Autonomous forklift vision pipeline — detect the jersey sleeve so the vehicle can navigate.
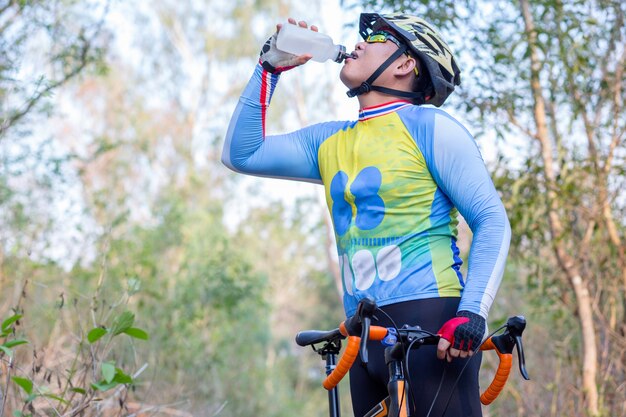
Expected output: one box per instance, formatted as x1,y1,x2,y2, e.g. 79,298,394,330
222,62,350,183
416,109,511,318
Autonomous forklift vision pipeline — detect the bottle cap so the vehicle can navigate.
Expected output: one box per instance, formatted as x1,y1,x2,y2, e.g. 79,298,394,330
334,45,348,63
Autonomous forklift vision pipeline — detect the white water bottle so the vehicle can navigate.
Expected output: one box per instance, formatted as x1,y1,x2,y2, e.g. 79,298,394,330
276,22,349,63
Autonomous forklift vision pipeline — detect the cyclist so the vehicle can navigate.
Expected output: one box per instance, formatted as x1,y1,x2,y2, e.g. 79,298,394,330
222,13,510,417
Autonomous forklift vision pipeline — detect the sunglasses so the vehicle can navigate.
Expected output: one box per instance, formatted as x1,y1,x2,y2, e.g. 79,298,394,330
365,31,419,76
365,31,404,48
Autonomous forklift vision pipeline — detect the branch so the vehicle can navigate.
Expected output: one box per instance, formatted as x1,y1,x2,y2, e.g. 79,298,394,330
602,40,626,290
0,41,92,138
581,219,596,250
546,64,567,170
0,0,111,139
67,401,92,417
592,4,622,129
560,27,599,175
0,355,65,417
604,44,626,178
506,108,538,140
0,356,12,417
0,0,17,16
0,2,22,36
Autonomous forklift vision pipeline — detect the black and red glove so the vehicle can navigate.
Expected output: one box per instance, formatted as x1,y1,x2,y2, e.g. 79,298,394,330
438,311,486,352
259,31,300,74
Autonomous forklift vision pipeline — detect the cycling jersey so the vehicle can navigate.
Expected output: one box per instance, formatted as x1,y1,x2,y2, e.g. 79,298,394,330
223,63,510,318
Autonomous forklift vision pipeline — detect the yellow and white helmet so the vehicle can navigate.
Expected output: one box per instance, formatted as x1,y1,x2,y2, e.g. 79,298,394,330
359,13,461,106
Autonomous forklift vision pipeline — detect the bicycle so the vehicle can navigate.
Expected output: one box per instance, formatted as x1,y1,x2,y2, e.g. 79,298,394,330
296,298,529,417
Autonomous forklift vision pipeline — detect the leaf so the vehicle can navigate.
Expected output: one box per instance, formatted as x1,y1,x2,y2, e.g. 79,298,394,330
127,278,141,295
87,327,108,344
43,393,69,405
69,387,86,394
2,314,22,332
0,345,13,357
91,381,118,392
113,368,133,384
4,339,28,348
101,362,115,384
12,376,33,395
122,328,148,340
111,312,134,336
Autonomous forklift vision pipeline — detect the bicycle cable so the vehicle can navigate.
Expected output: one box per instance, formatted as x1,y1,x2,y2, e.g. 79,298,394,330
405,332,449,417
368,308,507,417
422,352,448,417
436,323,508,417
377,307,443,417
375,308,409,417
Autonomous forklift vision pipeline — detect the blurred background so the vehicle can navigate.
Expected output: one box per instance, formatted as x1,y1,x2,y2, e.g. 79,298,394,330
1,0,624,416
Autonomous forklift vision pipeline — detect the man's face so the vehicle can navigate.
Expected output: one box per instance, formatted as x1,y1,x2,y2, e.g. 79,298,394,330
340,30,404,90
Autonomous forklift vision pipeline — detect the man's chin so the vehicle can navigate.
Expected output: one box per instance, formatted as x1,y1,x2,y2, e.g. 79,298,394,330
339,71,360,91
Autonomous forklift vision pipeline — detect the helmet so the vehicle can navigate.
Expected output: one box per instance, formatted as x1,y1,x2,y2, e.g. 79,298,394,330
358,13,461,107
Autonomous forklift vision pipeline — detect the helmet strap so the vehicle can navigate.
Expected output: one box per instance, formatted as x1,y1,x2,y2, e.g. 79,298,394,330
346,46,407,98
346,45,425,103
368,85,425,104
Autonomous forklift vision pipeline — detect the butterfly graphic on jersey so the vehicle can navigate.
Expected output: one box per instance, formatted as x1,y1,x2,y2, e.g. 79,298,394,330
330,167,385,236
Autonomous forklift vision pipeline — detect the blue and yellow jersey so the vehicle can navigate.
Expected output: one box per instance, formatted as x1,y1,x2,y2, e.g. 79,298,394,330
223,63,510,317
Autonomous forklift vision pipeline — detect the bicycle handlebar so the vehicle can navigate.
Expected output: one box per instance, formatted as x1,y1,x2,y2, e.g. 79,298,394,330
320,322,389,390
479,315,530,404
296,301,530,406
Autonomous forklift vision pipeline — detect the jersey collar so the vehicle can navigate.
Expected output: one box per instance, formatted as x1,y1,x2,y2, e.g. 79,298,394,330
358,100,412,121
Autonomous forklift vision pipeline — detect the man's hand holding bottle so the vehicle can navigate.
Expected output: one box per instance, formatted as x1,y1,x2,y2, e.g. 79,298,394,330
259,18,316,74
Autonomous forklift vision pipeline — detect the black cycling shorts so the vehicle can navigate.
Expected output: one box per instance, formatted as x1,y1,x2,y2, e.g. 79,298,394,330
348,297,483,417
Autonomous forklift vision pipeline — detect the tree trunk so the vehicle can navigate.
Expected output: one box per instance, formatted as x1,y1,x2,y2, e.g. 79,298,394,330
569,272,600,416
599,181,626,291
603,45,626,291
519,0,599,414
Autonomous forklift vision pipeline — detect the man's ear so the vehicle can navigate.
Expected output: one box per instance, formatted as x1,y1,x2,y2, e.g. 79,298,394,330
395,56,417,77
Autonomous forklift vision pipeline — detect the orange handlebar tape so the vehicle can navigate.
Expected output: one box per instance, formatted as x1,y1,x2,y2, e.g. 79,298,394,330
480,337,497,351
322,325,390,390
480,337,513,405
338,324,387,340
323,335,360,390
369,325,388,341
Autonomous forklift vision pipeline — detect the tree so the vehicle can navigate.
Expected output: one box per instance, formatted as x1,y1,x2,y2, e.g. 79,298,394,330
357,1,625,415
0,0,109,291
1,0,357,414
0,0,109,138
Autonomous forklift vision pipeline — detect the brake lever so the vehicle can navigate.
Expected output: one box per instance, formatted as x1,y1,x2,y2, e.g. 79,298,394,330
507,316,530,380
479,315,530,405
361,316,371,363
356,298,377,365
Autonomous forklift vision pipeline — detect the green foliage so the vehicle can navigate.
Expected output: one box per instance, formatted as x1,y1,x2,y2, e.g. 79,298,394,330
1,314,22,334
87,312,150,344
91,364,133,392
0,298,150,416
356,0,464,30
87,327,107,343
0,314,28,358
360,0,626,415
1,1,384,417
11,377,33,397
